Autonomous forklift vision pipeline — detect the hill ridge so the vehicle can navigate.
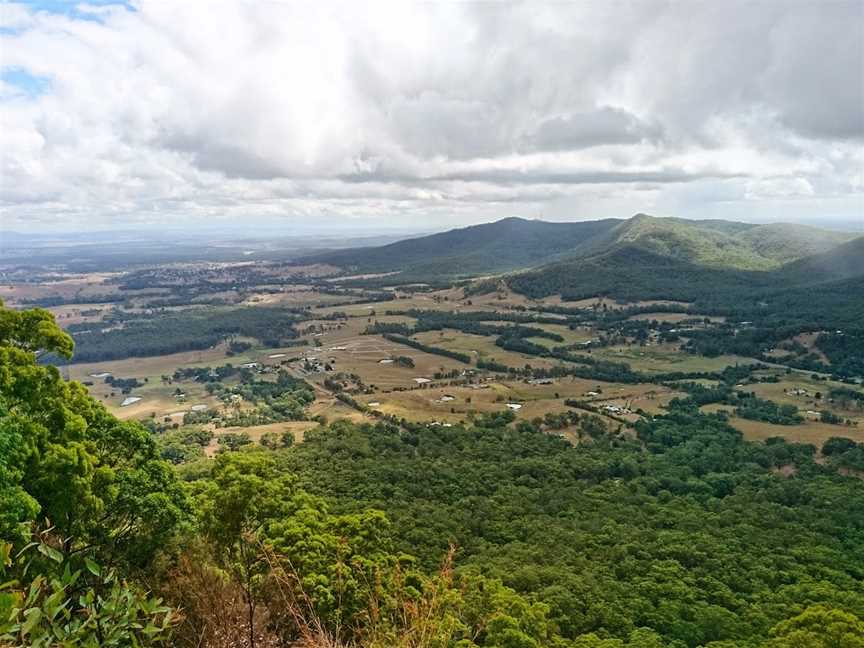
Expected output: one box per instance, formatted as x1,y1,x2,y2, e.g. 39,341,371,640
298,213,857,280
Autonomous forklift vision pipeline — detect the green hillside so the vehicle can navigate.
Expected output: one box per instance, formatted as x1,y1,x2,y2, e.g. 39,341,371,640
735,222,854,264
505,237,864,328
608,214,856,270
299,216,621,277
507,244,767,302
301,214,857,280
778,235,864,283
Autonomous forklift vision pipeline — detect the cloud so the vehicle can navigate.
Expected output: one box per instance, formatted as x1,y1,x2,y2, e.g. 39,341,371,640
524,108,663,151
0,0,862,231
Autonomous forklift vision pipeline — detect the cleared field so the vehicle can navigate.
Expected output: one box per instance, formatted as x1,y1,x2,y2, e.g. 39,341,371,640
412,330,558,369
47,303,111,325
99,379,223,420
700,403,863,446
591,344,756,374
247,289,364,308
65,341,298,384
312,286,538,318
729,416,863,446
301,333,471,389
68,341,312,419
740,378,864,424
0,272,124,303
357,378,673,425
312,294,455,317
308,396,372,424
531,323,594,346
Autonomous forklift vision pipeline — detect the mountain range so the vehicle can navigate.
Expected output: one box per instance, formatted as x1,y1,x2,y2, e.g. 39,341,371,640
300,213,861,281
298,213,864,327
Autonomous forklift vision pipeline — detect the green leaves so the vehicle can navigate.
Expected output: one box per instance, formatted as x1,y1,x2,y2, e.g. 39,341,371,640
36,542,63,564
0,302,189,566
0,303,74,358
0,537,177,647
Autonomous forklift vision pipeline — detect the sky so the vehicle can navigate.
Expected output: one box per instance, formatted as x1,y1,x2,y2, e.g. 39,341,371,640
1,0,863,234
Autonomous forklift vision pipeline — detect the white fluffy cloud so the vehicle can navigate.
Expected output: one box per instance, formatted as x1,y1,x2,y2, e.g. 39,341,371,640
1,0,862,231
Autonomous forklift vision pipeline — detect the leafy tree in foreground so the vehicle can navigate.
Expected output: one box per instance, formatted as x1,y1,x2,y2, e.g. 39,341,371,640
0,534,176,647
0,301,187,646
0,301,189,565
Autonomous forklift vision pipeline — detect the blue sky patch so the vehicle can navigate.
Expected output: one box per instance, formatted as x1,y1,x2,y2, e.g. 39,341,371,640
1,67,51,98
7,1,135,24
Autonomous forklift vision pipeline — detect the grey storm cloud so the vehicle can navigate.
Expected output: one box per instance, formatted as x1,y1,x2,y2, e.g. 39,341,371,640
0,0,862,230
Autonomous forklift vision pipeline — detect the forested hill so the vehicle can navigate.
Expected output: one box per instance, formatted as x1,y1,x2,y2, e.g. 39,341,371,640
297,213,858,281
607,214,855,270
297,216,622,277
505,237,864,328
777,236,864,284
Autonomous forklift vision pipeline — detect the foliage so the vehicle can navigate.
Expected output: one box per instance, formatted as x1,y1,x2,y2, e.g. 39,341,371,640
275,412,864,646
0,301,189,563
732,393,803,425
0,533,176,647
766,604,864,647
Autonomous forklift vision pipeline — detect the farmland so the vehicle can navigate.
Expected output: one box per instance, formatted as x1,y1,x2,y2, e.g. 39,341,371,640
3,256,858,457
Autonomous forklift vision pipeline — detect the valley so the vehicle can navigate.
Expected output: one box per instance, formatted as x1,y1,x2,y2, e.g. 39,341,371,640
5,214,863,461
4,212,864,648
5,5,863,645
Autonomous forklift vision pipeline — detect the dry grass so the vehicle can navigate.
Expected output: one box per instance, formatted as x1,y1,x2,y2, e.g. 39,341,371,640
356,377,669,425
729,416,864,446
412,329,557,369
